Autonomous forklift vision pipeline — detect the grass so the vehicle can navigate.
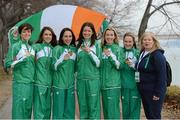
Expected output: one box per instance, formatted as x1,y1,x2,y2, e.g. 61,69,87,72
166,85,180,96
166,85,180,104
164,85,180,114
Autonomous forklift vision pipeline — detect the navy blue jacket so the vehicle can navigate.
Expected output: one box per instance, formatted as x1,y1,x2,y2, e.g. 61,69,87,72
136,49,167,97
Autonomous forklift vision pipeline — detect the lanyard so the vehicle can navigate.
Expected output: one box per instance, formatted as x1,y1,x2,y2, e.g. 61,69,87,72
145,55,150,69
42,46,52,69
137,51,150,69
25,43,30,52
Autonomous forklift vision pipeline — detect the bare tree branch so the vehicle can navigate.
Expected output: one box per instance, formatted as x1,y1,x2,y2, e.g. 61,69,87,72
138,0,180,40
150,3,180,37
150,1,180,17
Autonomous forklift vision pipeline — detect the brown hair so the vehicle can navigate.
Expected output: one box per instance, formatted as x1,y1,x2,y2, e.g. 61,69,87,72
123,32,136,48
77,22,97,48
36,26,57,47
18,23,33,34
58,27,76,46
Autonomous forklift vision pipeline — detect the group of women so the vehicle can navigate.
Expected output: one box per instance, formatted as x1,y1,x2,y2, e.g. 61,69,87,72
4,21,167,119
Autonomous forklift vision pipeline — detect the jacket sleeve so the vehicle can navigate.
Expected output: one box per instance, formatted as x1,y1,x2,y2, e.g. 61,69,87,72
4,46,14,69
88,43,101,68
153,51,167,97
4,44,24,69
119,48,126,70
73,48,78,73
52,47,68,71
108,48,120,70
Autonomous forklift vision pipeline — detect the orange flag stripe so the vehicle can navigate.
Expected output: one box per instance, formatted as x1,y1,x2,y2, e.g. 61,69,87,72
72,6,106,39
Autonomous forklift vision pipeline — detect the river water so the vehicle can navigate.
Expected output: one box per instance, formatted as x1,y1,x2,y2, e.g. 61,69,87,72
160,39,180,86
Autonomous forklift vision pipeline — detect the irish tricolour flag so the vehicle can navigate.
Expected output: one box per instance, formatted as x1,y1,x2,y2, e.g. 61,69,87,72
8,5,107,46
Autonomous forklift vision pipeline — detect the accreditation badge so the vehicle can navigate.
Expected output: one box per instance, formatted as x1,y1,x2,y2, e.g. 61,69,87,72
135,71,140,82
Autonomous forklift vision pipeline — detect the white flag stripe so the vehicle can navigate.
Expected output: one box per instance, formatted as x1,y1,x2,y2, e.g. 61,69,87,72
40,5,77,39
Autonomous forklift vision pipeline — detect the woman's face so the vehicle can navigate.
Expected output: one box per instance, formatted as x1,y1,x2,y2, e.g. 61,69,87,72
20,28,32,41
123,36,134,50
62,31,72,46
43,29,52,43
142,35,155,51
105,30,115,45
82,26,93,40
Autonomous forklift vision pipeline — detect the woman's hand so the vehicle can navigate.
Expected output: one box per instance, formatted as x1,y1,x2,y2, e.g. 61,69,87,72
25,51,30,57
83,45,91,53
104,49,110,56
125,58,133,66
153,95,160,101
64,54,70,60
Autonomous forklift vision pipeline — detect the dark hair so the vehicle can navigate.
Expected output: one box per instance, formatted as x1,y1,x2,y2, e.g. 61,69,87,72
36,26,57,47
58,28,76,46
77,22,97,48
18,23,33,34
123,32,137,49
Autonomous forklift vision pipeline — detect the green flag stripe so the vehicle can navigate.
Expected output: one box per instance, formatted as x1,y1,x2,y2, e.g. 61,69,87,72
15,11,43,44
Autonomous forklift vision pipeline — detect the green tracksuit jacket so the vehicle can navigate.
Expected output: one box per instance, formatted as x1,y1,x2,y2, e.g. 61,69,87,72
101,43,121,89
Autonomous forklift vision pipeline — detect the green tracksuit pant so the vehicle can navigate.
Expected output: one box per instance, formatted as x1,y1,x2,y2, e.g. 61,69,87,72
77,79,101,119
12,82,33,119
121,88,141,119
101,88,121,119
33,85,51,119
52,86,75,119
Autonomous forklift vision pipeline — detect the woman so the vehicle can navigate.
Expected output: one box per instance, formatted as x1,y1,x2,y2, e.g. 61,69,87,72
120,32,141,119
101,27,121,119
136,32,167,119
76,22,101,119
33,26,57,119
52,28,76,119
4,23,35,119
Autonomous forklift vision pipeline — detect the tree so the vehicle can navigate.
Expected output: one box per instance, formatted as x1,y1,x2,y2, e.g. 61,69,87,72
94,0,141,34
0,0,24,65
138,0,180,40
0,0,57,65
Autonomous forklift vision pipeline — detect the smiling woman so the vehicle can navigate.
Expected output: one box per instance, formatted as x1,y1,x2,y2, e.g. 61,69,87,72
52,27,76,119
76,22,101,119
4,23,35,119
136,32,167,119
33,26,57,119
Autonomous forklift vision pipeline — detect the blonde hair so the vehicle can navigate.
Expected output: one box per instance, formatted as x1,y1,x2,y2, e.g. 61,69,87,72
101,27,119,46
139,32,161,52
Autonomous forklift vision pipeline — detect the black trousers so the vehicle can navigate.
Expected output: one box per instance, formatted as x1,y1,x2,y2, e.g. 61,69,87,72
139,89,165,119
